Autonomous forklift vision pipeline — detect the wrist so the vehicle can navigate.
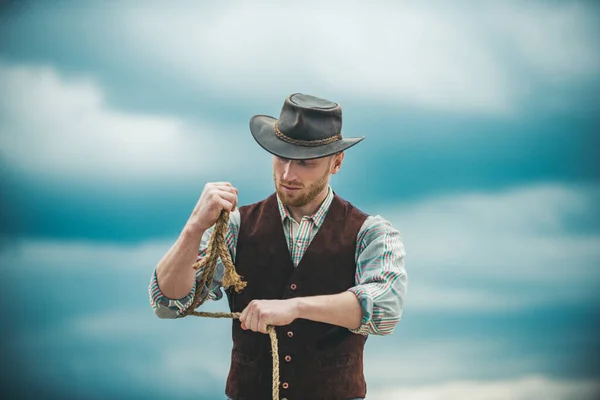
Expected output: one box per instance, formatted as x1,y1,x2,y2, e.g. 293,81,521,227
292,297,307,320
182,222,206,240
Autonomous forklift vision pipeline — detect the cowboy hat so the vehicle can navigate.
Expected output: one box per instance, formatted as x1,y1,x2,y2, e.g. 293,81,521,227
249,93,365,160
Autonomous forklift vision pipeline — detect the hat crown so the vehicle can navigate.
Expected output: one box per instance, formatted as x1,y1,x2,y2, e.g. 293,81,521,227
277,93,342,143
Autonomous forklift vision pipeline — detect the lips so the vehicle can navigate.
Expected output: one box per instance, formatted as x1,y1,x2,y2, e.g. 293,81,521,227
282,184,301,190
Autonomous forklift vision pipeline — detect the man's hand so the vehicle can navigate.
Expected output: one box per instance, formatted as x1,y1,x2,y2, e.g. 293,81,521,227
239,299,300,334
186,182,238,235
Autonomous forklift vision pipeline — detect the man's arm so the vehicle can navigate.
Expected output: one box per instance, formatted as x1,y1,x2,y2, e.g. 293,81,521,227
239,215,406,335
239,292,362,333
155,225,204,300
347,215,407,335
149,218,239,318
149,182,239,318
295,291,362,330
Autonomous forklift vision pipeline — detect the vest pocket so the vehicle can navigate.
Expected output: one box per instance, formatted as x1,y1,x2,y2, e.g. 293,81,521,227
231,349,257,367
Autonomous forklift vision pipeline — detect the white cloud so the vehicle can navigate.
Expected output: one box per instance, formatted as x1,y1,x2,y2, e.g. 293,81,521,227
62,309,541,393
364,338,512,386
63,309,600,397
3,188,596,394
0,237,173,271
64,342,227,395
488,2,600,82
69,309,233,390
71,303,233,340
368,375,600,400
378,183,600,312
114,0,599,113
0,185,600,320
0,64,264,183
2,182,598,314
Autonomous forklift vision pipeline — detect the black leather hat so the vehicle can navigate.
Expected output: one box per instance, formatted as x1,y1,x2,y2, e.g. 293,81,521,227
249,93,365,160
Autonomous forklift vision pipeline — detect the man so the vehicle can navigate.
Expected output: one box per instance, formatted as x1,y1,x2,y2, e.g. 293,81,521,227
149,93,407,400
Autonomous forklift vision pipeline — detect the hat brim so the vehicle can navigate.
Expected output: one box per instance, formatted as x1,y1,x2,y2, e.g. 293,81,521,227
249,115,365,160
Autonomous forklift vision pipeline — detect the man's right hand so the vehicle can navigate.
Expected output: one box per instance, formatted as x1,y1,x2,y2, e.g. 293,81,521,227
186,182,238,234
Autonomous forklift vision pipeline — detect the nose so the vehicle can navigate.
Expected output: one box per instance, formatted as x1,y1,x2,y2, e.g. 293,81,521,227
281,160,296,181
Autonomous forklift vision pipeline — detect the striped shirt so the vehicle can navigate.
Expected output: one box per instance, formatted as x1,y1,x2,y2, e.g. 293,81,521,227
149,186,407,335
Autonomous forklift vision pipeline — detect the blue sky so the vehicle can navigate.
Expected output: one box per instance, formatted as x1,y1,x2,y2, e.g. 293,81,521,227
1,1,599,399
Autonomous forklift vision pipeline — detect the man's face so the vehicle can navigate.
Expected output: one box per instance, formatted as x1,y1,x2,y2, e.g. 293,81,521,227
273,155,336,208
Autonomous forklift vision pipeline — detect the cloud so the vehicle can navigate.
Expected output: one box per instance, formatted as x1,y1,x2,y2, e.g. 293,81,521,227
56,308,573,395
367,375,600,400
2,182,598,313
364,338,515,386
3,181,597,395
0,64,264,184
488,2,600,81
377,183,600,312
0,184,600,312
34,308,600,397
67,309,232,392
114,0,599,114
0,236,173,271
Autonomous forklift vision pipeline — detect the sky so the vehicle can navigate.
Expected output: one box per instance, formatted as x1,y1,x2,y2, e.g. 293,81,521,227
0,0,599,399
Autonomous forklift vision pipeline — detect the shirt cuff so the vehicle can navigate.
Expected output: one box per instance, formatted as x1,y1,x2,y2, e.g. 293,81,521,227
347,285,375,335
149,269,197,318
347,284,399,336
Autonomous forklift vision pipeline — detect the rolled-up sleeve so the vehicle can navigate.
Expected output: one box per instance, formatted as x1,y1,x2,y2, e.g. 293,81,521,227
347,215,407,336
149,210,240,318
149,269,198,319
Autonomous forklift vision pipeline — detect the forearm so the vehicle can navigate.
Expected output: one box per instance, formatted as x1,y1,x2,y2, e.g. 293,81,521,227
156,225,204,299
295,291,363,331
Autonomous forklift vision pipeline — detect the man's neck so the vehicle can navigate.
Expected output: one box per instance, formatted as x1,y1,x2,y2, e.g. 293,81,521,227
287,186,330,223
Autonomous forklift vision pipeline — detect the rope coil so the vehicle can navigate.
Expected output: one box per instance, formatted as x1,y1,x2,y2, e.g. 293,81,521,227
180,210,280,400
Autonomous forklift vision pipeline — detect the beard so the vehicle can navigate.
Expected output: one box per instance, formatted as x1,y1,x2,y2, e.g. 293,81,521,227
274,163,331,208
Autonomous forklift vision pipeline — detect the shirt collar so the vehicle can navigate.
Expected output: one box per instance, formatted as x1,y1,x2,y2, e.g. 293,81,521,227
276,185,334,228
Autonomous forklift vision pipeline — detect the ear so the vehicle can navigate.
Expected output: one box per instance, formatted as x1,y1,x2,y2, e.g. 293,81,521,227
330,152,344,174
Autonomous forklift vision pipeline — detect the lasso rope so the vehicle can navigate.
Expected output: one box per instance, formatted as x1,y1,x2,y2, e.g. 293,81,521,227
180,210,280,400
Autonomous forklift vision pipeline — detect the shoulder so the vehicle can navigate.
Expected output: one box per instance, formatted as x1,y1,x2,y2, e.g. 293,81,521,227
332,193,370,220
357,215,403,247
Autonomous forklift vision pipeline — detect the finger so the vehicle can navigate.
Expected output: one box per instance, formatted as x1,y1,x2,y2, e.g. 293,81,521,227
244,311,253,332
209,182,233,188
250,308,260,332
239,304,250,325
216,189,237,207
246,308,256,332
213,184,237,194
218,198,235,212
213,184,239,197
243,303,255,331
257,312,269,334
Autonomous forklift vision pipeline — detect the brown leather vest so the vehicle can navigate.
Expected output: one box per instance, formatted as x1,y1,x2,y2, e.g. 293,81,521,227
225,193,369,400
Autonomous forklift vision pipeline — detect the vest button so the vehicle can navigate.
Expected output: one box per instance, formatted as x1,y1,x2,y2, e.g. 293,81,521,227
285,355,292,362
282,382,289,389
290,283,297,290
287,331,293,338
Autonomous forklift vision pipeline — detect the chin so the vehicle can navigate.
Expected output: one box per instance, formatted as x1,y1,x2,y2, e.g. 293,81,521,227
278,192,304,208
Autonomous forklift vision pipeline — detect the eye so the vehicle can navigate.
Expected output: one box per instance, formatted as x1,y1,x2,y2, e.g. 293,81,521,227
298,160,314,167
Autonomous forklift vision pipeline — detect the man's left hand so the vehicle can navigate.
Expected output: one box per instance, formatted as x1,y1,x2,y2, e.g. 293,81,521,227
239,299,300,334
